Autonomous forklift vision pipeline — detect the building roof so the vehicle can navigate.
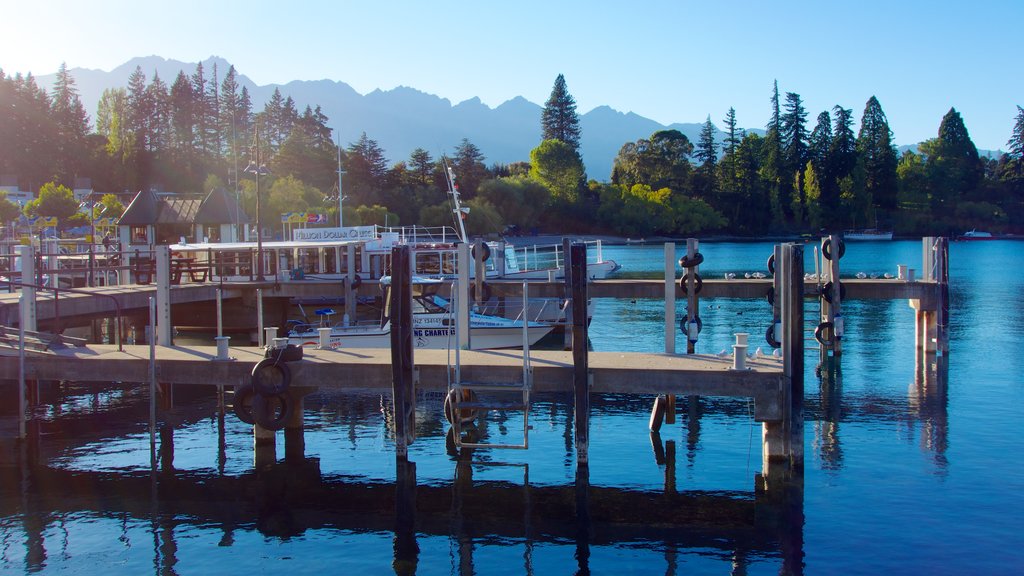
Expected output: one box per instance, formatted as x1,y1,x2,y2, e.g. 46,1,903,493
119,189,249,226
195,188,250,225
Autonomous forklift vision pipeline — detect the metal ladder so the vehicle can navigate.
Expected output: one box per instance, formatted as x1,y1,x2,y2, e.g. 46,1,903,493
447,281,533,450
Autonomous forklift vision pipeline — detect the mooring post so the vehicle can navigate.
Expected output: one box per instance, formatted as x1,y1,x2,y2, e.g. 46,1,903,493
472,239,486,307
913,237,939,354
394,458,419,575
17,245,37,332
781,243,805,469
570,242,590,467
284,389,308,464
563,237,573,351
390,245,416,458
155,245,172,346
456,242,470,350
936,237,950,355
345,244,357,323
684,238,700,355
256,288,265,348
664,242,676,354
663,242,677,424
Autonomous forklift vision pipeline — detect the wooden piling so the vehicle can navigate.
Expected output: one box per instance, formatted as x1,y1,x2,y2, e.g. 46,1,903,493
390,245,416,458
570,243,590,467
935,237,950,355
684,239,700,355
155,245,172,346
762,243,804,470
345,244,357,322
563,238,573,351
394,458,418,575
782,243,804,469
663,243,676,424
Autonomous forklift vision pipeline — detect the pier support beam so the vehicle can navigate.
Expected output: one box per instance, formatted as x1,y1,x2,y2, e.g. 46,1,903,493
390,245,416,458
763,243,804,472
17,245,36,332
155,245,172,346
345,245,357,323
570,243,590,467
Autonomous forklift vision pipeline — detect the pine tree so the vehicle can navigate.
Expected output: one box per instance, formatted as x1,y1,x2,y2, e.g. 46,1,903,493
720,107,740,192
761,80,787,225
541,74,582,153
49,63,90,184
856,96,899,212
1009,105,1024,159
147,72,170,152
782,92,809,222
695,116,718,198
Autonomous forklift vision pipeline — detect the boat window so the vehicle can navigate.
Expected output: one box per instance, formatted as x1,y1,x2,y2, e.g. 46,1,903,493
412,295,446,314
416,252,441,274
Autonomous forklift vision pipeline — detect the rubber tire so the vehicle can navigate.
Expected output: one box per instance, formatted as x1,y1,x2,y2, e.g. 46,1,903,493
350,274,362,289
443,389,478,425
252,392,292,431
251,358,291,396
471,243,491,262
679,315,703,336
678,272,703,295
767,254,776,275
233,383,256,425
766,323,781,348
821,281,846,304
678,252,704,269
822,238,846,261
766,286,775,306
815,321,836,347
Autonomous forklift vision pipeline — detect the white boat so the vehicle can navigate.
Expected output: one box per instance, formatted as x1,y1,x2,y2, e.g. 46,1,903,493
286,279,553,350
957,229,995,241
844,229,893,241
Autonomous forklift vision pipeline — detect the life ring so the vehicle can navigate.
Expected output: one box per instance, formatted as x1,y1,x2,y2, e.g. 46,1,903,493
443,389,479,425
766,286,775,306
471,242,491,262
349,274,362,290
766,254,776,275
814,321,836,346
678,272,703,295
251,357,291,396
821,280,846,304
822,238,846,261
232,382,256,425
765,323,781,348
678,315,703,336
469,282,492,302
252,391,293,431
678,252,704,269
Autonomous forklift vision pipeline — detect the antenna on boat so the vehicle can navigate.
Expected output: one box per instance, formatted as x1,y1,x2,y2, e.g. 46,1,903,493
442,157,470,243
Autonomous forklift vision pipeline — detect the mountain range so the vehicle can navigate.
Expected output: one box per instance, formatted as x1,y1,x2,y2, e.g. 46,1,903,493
35,56,754,181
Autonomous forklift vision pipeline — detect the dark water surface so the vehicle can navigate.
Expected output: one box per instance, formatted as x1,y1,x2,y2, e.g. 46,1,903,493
2,240,1022,574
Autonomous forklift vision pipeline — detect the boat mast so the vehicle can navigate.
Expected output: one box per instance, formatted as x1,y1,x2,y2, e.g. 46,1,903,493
444,161,469,243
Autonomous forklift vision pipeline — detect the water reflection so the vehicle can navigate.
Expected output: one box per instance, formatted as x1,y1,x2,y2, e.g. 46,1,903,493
1,388,807,576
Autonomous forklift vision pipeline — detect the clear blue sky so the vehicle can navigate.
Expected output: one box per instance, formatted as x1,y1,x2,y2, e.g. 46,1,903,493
6,0,1022,151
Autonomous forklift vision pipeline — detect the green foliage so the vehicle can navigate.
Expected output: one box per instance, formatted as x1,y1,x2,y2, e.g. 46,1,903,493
266,175,323,221
24,182,81,223
0,193,21,224
463,198,504,235
355,204,397,227
529,140,585,202
477,176,551,229
1009,105,1024,160
612,130,693,192
97,193,125,219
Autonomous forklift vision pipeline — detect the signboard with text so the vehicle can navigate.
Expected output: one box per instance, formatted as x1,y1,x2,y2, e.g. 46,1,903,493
292,225,377,242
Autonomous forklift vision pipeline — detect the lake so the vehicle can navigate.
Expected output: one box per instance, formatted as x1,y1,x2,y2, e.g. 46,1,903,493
1,239,1022,575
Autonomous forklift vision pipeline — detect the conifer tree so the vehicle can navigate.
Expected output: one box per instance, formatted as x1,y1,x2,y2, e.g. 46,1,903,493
856,96,899,212
541,74,582,153
50,63,90,184
1009,105,1024,159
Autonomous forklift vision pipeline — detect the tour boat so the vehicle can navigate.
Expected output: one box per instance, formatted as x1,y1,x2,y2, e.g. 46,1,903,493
844,229,893,241
956,229,995,241
285,279,553,350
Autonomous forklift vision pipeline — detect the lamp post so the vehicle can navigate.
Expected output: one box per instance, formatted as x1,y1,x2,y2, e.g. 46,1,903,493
336,139,347,228
245,123,270,281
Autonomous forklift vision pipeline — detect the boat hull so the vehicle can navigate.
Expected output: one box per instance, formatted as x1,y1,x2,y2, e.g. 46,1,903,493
288,324,552,350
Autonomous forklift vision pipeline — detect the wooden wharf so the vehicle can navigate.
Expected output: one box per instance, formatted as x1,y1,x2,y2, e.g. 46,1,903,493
0,238,949,495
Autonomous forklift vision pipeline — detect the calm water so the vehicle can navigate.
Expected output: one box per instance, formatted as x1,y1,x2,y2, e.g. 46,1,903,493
2,240,1023,575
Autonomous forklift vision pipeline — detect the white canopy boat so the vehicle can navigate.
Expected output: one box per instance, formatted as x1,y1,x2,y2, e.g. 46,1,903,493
286,279,553,350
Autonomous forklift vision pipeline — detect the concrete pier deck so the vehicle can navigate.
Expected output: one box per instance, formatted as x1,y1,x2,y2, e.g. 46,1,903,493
0,344,785,421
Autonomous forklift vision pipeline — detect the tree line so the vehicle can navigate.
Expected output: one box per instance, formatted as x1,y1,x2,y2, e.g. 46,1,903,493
1,64,1022,238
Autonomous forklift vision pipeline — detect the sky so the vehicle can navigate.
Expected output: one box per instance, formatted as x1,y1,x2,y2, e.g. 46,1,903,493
4,0,1022,151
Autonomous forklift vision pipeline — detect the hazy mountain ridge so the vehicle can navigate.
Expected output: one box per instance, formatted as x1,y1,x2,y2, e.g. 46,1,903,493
52,55,1018,181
